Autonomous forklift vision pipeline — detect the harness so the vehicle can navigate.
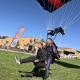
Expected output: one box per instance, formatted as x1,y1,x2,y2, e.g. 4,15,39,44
51,43,60,60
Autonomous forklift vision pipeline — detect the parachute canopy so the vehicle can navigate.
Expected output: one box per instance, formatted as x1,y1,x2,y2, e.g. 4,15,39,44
37,0,71,13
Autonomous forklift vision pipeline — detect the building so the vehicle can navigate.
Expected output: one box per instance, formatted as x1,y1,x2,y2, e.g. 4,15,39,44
0,37,45,49
58,47,80,57
0,38,80,57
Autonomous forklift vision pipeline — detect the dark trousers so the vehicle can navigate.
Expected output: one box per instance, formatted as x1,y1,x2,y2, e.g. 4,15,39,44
21,56,51,79
31,63,46,74
31,63,47,79
21,57,39,63
31,56,52,79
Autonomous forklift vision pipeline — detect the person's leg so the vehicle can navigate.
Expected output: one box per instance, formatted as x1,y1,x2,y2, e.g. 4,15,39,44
44,56,51,80
21,57,38,63
15,56,38,65
26,66,39,77
31,66,39,74
31,63,46,74
51,56,55,64
26,63,46,78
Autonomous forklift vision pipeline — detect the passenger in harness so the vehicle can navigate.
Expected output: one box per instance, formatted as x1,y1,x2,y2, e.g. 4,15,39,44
15,42,49,80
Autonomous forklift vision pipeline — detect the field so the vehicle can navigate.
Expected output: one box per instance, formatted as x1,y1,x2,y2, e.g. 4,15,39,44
0,50,80,80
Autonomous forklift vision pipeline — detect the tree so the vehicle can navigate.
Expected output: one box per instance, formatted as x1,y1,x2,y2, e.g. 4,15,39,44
26,38,39,52
34,38,39,45
76,50,80,53
0,35,8,39
0,35,1,39
30,39,33,43
41,38,46,44
26,39,33,46
16,41,20,48
32,38,39,51
2,36,8,39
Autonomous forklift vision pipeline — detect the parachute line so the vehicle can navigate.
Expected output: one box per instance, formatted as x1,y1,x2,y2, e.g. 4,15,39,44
64,0,80,28
60,0,70,26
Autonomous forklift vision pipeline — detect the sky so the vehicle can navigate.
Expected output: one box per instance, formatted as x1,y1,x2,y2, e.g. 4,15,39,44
0,0,80,51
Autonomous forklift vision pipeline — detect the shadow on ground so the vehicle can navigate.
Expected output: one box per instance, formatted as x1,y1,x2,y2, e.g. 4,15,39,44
18,60,80,79
54,60,80,68
19,70,52,79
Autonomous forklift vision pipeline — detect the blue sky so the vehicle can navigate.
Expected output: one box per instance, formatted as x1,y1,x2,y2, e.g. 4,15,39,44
0,0,80,51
